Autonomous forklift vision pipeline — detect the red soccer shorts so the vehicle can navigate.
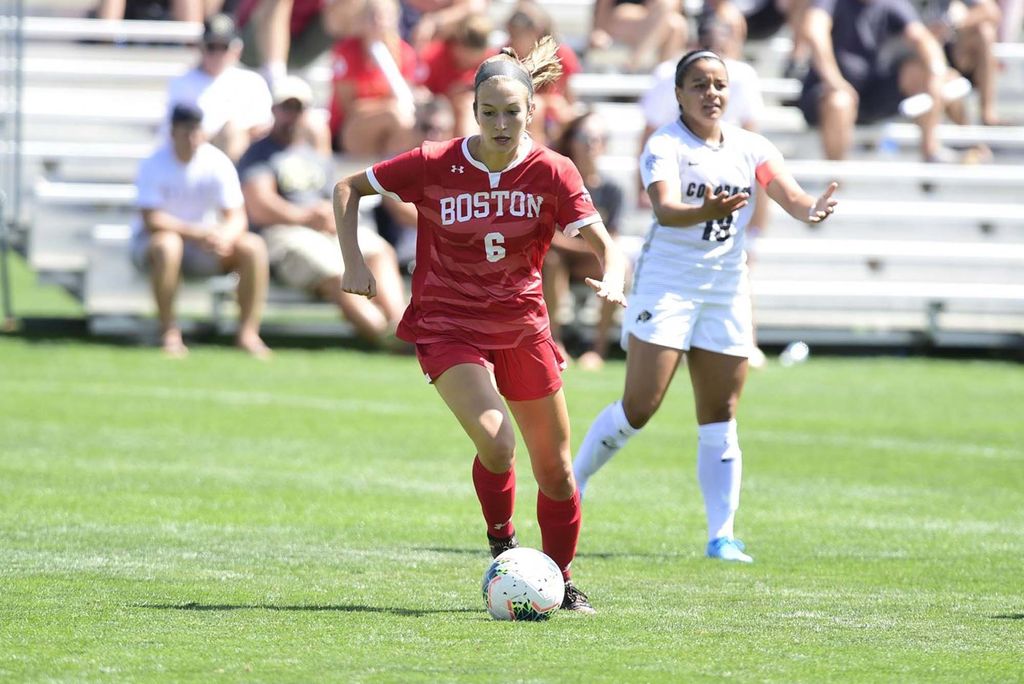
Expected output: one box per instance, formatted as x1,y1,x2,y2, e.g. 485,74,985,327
415,336,567,402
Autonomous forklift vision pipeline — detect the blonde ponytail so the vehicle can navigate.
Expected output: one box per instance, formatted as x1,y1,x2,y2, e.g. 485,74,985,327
476,35,564,96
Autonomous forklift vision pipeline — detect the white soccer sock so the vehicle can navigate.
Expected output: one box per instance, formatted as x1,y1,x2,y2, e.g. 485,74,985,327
697,419,743,542
573,400,640,497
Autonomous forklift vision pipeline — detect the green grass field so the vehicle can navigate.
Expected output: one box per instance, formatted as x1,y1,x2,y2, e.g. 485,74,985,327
2,330,1021,683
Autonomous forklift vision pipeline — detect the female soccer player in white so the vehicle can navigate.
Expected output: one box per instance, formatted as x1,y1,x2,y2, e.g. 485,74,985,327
572,49,838,563
333,39,627,611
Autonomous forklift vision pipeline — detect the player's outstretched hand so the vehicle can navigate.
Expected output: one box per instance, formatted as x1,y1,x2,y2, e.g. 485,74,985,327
342,261,377,299
808,182,839,224
701,184,749,221
585,277,627,307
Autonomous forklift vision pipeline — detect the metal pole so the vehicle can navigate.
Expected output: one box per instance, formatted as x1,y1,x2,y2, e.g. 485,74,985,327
11,0,21,235
0,190,11,331
0,0,21,330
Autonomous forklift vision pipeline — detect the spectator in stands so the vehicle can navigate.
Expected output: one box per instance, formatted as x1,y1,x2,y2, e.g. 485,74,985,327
589,0,688,72
505,1,582,143
924,0,1004,126
373,97,456,270
418,14,497,137
329,0,420,156
238,76,406,347
544,111,629,370
94,0,212,22
700,0,814,77
234,0,360,85
798,0,966,162
166,14,274,162
132,103,271,358
398,0,488,51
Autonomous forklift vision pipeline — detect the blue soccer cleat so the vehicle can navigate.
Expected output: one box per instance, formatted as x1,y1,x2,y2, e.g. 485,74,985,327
706,537,753,563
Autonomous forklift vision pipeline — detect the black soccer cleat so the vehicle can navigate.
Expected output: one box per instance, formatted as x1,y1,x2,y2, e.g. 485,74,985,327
487,532,519,558
561,581,596,614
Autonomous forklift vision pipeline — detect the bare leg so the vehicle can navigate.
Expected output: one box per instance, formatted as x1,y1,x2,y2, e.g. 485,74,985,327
252,0,293,80
146,231,188,357
317,275,389,344
224,233,271,358
953,23,1000,124
621,335,685,428
508,390,574,500
94,0,126,19
169,0,204,22
433,363,517,473
686,346,747,424
818,88,858,160
341,103,412,158
899,59,943,160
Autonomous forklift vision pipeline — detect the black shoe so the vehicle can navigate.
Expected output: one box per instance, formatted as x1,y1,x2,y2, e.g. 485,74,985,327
561,581,596,614
487,532,519,558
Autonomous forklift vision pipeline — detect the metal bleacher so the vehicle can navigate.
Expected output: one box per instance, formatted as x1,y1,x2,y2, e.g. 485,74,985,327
5,4,1024,349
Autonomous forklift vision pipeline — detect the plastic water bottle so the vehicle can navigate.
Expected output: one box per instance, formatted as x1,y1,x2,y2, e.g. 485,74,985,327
779,341,810,367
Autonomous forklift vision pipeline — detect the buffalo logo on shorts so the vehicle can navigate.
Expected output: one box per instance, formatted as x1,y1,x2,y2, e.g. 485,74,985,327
636,310,653,323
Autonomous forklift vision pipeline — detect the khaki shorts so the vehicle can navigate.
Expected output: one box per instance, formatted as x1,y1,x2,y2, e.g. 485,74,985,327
261,224,389,291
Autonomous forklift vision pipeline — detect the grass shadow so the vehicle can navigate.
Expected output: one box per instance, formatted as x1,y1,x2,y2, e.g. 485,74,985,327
137,602,478,616
991,613,1024,620
417,546,688,561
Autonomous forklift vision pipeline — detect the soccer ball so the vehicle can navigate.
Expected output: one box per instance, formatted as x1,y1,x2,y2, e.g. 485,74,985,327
481,547,565,621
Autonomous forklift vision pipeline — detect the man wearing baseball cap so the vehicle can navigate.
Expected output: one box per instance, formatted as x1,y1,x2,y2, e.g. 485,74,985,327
237,76,406,349
165,13,274,161
132,103,271,358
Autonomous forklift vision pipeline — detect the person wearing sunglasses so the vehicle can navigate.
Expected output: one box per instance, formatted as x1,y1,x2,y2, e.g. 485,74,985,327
165,13,274,162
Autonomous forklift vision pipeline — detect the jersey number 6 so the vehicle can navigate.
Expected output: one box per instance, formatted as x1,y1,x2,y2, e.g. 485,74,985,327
484,232,506,262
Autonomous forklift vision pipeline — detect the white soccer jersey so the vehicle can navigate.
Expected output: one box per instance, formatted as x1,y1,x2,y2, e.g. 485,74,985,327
635,120,781,303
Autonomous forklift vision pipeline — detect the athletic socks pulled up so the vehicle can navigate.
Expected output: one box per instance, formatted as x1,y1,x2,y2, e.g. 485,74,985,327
537,489,581,582
472,455,516,540
697,419,743,542
572,401,640,497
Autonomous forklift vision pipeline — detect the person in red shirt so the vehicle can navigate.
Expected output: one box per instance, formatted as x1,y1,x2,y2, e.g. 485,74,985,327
418,14,497,136
333,38,628,614
330,0,419,156
504,1,583,143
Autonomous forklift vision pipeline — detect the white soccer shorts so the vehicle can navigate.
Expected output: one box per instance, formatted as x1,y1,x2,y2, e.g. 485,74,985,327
620,290,754,358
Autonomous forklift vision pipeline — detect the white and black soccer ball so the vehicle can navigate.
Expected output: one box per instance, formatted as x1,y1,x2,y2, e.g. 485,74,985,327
481,547,565,621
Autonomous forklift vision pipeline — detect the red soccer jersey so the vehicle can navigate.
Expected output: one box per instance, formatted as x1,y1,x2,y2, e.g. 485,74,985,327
367,136,602,348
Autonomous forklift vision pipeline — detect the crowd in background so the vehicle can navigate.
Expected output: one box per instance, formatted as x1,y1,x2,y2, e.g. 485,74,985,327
94,0,1020,358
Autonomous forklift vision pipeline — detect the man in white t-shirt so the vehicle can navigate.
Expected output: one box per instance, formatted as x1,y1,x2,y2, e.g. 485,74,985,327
133,103,271,358
165,14,274,162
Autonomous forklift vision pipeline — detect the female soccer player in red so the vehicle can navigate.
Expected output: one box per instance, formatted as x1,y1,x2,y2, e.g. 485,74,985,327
332,38,627,613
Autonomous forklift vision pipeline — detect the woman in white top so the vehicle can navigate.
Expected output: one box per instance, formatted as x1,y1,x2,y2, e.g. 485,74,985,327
572,49,838,562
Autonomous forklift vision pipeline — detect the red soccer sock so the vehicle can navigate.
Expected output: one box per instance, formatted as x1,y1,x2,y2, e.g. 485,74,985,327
472,456,516,539
537,489,581,582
